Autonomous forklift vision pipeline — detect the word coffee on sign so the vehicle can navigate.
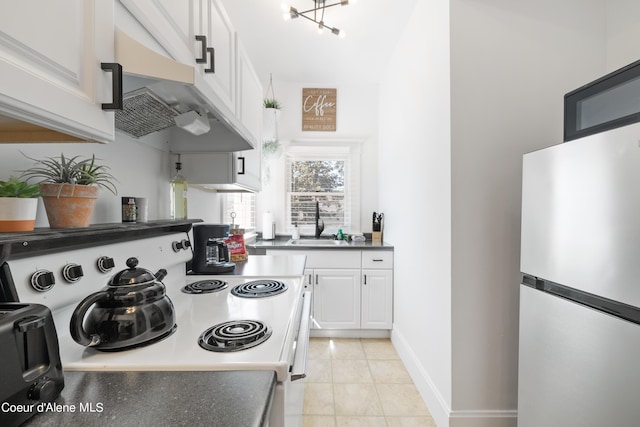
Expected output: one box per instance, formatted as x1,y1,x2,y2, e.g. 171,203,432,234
302,88,337,131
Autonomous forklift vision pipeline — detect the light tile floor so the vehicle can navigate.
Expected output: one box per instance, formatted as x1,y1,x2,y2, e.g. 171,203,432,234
303,338,437,427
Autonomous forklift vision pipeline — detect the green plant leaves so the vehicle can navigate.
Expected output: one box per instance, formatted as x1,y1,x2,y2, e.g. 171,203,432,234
18,152,118,195
0,176,40,198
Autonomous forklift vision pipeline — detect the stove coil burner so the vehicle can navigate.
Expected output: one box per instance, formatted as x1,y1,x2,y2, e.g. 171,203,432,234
231,280,288,298
198,320,272,352
182,280,228,294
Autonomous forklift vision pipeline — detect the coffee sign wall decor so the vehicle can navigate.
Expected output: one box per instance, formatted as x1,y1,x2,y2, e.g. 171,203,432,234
302,88,337,131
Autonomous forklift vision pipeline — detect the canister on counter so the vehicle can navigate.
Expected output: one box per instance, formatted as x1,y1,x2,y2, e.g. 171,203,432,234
122,197,136,222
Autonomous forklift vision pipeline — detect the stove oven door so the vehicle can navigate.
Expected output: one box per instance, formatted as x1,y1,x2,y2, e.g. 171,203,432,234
282,290,312,426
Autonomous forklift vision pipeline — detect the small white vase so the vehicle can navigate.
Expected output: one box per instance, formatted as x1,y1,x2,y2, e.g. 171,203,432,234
0,197,38,232
263,108,281,141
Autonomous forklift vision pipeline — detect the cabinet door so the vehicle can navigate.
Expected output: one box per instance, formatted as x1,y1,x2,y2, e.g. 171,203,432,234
0,0,115,142
314,269,360,329
361,269,393,329
237,40,263,148
233,145,261,191
196,0,236,114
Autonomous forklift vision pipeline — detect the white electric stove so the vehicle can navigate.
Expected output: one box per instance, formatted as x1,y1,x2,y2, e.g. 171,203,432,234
3,231,310,426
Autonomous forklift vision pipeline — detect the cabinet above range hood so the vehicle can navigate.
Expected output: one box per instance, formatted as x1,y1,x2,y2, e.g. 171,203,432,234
115,30,253,151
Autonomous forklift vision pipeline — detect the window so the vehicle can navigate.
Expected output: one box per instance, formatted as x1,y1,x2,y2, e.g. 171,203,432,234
221,192,256,230
285,143,361,234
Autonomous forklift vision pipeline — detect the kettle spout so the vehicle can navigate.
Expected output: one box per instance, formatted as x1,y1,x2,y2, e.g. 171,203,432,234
155,269,168,282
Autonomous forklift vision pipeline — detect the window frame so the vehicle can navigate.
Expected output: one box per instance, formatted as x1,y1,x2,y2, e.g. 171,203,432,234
284,141,362,235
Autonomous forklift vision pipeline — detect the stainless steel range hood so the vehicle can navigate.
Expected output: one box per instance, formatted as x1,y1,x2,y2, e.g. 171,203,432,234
115,30,253,151
116,29,198,138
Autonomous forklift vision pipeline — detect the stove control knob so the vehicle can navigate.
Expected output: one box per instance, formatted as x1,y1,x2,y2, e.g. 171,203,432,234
172,239,191,252
31,270,55,292
62,263,84,283
97,256,116,273
28,377,57,402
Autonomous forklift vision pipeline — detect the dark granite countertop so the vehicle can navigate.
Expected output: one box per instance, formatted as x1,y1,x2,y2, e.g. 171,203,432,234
23,370,276,427
248,236,394,251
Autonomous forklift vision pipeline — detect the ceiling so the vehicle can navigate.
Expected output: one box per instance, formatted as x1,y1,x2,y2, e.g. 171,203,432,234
219,0,418,87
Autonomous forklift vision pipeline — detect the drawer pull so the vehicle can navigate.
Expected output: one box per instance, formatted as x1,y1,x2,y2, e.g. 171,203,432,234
372,259,384,262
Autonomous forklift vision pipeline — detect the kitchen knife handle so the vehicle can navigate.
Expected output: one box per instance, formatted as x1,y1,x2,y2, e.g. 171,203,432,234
205,47,215,73
100,63,123,110
195,35,207,63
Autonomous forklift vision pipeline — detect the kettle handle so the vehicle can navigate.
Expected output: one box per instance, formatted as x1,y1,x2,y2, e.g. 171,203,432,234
70,291,110,347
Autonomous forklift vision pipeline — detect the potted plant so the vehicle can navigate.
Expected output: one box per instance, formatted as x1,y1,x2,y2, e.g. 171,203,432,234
263,98,282,142
263,98,282,110
20,153,117,229
0,177,40,232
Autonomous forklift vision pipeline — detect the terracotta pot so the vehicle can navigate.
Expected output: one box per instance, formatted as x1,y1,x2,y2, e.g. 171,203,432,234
39,183,98,229
0,197,38,232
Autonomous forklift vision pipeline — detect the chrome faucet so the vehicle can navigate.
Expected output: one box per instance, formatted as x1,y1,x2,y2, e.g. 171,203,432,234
315,201,324,238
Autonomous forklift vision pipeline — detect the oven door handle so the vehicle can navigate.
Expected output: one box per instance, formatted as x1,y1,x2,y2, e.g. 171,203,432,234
291,291,312,381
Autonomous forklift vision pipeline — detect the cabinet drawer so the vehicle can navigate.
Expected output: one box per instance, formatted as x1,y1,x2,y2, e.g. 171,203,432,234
266,250,361,269
361,251,393,269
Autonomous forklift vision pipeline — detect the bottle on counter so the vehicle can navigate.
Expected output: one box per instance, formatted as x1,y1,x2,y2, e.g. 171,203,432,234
170,161,188,220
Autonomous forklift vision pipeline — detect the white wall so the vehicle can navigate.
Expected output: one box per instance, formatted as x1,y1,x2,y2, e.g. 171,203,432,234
449,1,605,424
257,80,379,235
0,131,172,226
380,0,608,426
379,1,453,425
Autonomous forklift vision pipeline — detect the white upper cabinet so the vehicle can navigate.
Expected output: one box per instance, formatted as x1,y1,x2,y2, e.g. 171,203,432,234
237,40,263,148
119,0,260,152
194,0,236,116
0,0,116,143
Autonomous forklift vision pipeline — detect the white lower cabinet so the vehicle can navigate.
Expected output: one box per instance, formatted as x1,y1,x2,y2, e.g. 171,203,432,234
268,249,393,332
361,269,393,329
312,269,361,329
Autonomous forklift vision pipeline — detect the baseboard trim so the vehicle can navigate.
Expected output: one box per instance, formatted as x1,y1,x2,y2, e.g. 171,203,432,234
310,329,390,339
391,328,517,427
449,410,517,427
391,327,452,426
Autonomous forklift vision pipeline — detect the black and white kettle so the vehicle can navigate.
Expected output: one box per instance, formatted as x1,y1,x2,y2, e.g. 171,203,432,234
70,257,177,351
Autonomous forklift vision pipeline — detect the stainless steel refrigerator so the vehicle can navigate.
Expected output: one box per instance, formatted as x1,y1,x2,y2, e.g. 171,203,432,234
518,121,640,426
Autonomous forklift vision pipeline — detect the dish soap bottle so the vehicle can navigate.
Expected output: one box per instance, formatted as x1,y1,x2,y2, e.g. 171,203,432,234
170,161,188,219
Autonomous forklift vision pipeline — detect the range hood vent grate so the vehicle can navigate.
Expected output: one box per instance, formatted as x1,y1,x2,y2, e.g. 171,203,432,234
115,89,178,138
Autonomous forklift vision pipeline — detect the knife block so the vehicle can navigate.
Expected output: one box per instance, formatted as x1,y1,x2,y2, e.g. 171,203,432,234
372,231,383,242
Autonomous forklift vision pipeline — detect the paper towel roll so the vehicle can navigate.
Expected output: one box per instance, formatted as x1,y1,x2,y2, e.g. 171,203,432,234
262,212,275,240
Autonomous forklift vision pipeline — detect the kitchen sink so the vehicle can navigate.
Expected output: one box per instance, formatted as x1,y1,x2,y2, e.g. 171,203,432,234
285,239,349,246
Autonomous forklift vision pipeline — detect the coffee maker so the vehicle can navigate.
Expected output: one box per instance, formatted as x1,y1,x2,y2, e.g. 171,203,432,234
191,224,236,274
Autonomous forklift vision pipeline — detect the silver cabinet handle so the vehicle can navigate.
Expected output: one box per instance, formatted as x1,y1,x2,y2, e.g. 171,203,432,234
372,259,384,262
364,274,367,285
315,274,318,285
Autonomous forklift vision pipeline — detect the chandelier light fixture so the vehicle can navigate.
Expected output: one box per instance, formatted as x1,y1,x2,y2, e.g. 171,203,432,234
282,0,356,37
